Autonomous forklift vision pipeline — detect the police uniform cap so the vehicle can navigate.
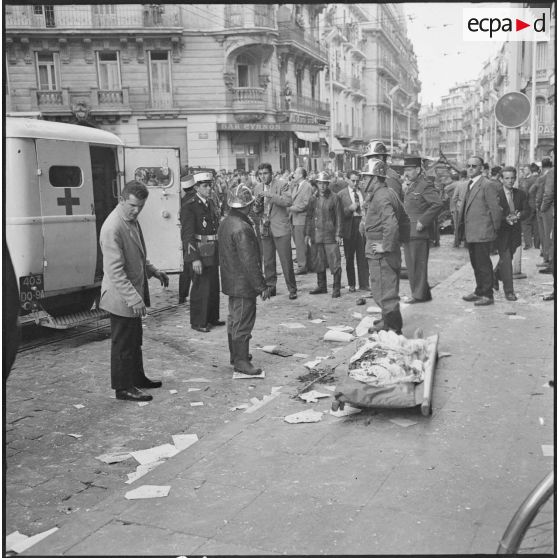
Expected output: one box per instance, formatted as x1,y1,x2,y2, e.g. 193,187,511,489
194,171,213,184
181,174,196,190
403,156,422,168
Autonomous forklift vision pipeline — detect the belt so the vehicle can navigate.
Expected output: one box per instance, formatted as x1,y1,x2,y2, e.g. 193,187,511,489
195,234,217,241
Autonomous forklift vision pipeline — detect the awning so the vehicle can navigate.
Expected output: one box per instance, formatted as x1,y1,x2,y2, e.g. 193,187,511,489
324,135,345,154
343,147,361,153
294,131,320,143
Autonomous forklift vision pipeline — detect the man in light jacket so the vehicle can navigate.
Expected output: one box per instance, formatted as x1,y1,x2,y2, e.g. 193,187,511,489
287,166,313,275
100,181,169,402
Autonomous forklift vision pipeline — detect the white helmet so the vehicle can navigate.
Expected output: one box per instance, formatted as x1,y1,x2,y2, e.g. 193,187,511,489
362,159,387,178
364,140,390,158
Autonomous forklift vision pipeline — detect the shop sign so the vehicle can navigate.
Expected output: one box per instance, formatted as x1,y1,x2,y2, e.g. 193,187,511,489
217,122,322,132
520,123,555,137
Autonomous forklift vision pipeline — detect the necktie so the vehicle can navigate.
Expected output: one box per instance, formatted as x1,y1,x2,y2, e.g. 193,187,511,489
507,190,515,213
353,188,361,214
467,179,473,189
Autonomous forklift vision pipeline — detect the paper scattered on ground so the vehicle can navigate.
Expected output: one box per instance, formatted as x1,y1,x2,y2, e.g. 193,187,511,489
187,387,201,392
304,357,327,370
230,404,250,411
309,318,326,324
464,308,474,313
130,443,179,465
245,391,281,414
172,434,199,451
541,445,554,457
539,417,545,426
508,315,526,320
125,461,163,484
8,527,59,554
327,325,354,333
233,370,265,379
261,345,293,357
323,330,355,342
329,405,362,417
355,316,376,337
271,386,282,393
67,433,82,438
138,401,150,407
279,322,306,329
6,531,29,552
183,377,212,383
125,485,171,500
541,281,554,285
352,312,363,319
366,305,382,314
96,451,132,464
293,353,309,358
73,404,85,409
438,352,452,359
190,401,204,407
169,389,178,394
299,390,331,403
543,382,552,388
322,385,336,392
389,418,418,428
284,409,323,423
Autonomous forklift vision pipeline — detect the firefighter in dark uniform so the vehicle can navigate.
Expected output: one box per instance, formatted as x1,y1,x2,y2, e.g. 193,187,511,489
362,140,404,201
178,174,196,304
181,172,224,332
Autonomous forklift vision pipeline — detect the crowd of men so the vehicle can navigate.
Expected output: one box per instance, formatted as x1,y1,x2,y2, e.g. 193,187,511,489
98,140,555,401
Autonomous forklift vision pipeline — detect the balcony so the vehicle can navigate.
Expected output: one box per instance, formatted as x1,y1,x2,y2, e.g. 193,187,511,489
5,4,183,30
279,94,330,118
350,76,361,91
536,68,548,80
230,87,266,120
224,5,276,29
277,21,327,64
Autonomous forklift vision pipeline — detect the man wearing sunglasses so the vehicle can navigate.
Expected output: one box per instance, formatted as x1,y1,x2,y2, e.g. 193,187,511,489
457,156,502,306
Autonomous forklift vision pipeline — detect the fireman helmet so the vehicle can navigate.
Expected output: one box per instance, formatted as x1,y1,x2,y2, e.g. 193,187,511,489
363,159,388,178
194,171,214,185
315,171,331,183
364,140,390,158
228,183,255,208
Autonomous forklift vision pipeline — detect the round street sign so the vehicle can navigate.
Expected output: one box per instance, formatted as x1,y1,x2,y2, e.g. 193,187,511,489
328,151,336,159
494,92,531,128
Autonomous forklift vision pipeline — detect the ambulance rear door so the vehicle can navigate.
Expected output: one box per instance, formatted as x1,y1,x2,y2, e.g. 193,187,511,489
123,146,182,272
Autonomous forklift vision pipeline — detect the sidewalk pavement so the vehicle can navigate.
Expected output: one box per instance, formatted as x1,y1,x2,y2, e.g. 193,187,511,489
26,248,555,555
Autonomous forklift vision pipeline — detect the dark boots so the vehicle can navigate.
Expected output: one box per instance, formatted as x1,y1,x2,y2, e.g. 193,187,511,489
368,310,402,335
310,272,327,294
228,334,251,365
231,337,261,375
332,269,341,298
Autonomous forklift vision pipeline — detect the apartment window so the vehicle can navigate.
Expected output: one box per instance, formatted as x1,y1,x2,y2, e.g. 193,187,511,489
148,51,171,107
536,97,546,123
310,74,316,100
36,52,59,91
97,52,121,90
536,43,547,70
295,69,303,96
226,4,243,27
92,5,117,26
236,54,257,87
254,4,272,27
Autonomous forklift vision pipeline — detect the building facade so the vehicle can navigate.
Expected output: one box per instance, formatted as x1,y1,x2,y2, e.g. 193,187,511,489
419,103,440,159
5,4,330,172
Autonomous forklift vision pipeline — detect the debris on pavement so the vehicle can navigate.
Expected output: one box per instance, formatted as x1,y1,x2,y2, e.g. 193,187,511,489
130,443,179,465
188,387,201,392
67,433,82,438
352,312,363,319
366,305,382,313
245,390,281,414
261,345,294,357
125,485,171,499
190,401,204,407
284,409,323,423
329,405,362,417
539,417,545,426
304,357,328,370
355,316,377,337
323,330,355,342
7,527,59,554
438,352,452,359
504,311,516,315
230,404,250,411
298,390,331,403
355,297,366,305
138,401,150,407
96,451,132,464
279,322,306,329
233,370,265,379
293,353,309,358
322,385,337,392
541,445,554,457
73,404,85,409
172,434,199,451
309,318,326,324
125,461,163,484
169,389,178,394
183,377,212,382
327,325,354,333
508,315,526,320
389,418,418,428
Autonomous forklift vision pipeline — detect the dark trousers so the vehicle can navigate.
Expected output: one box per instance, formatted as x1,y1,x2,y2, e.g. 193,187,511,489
178,265,192,302
190,264,220,327
227,296,257,342
403,239,432,301
467,242,494,298
343,220,369,289
521,213,537,249
261,233,297,294
110,314,147,390
494,237,517,295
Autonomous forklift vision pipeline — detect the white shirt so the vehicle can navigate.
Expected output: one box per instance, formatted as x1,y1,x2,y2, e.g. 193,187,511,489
468,174,482,189
349,187,364,216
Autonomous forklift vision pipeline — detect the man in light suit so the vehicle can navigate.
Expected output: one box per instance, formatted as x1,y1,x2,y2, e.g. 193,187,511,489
100,181,169,402
287,166,313,275
253,162,297,299
338,170,369,292
457,156,502,306
449,170,469,247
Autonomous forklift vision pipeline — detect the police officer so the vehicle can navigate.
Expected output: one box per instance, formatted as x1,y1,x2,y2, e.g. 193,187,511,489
178,174,196,304
402,156,443,303
362,140,404,201
181,172,223,332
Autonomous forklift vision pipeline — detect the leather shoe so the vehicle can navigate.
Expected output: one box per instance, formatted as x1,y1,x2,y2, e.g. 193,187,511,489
348,286,356,293
289,292,298,300
269,287,277,296
543,292,555,301
210,320,226,326
474,296,494,306
462,293,481,302
116,387,153,402
505,293,517,301
136,377,162,389
309,287,327,295
191,325,210,333
539,267,552,274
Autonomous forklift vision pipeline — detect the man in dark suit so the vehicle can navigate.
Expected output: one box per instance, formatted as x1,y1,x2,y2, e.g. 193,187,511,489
338,170,369,292
402,156,443,303
493,167,530,301
457,156,503,306
178,174,196,304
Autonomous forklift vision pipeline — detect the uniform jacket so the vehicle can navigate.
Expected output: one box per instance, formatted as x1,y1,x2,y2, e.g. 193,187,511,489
457,176,503,243
289,178,313,226
218,209,267,298
253,178,292,237
305,189,343,243
181,194,221,266
528,178,541,210
540,168,555,213
496,186,530,252
403,174,443,240
386,167,404,200
338,186,365,238
99,205,157,317
363,182,410,257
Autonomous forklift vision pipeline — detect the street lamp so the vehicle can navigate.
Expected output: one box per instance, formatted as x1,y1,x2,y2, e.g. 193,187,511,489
387,84,400,154
324,28,338,172
405,100,415,154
